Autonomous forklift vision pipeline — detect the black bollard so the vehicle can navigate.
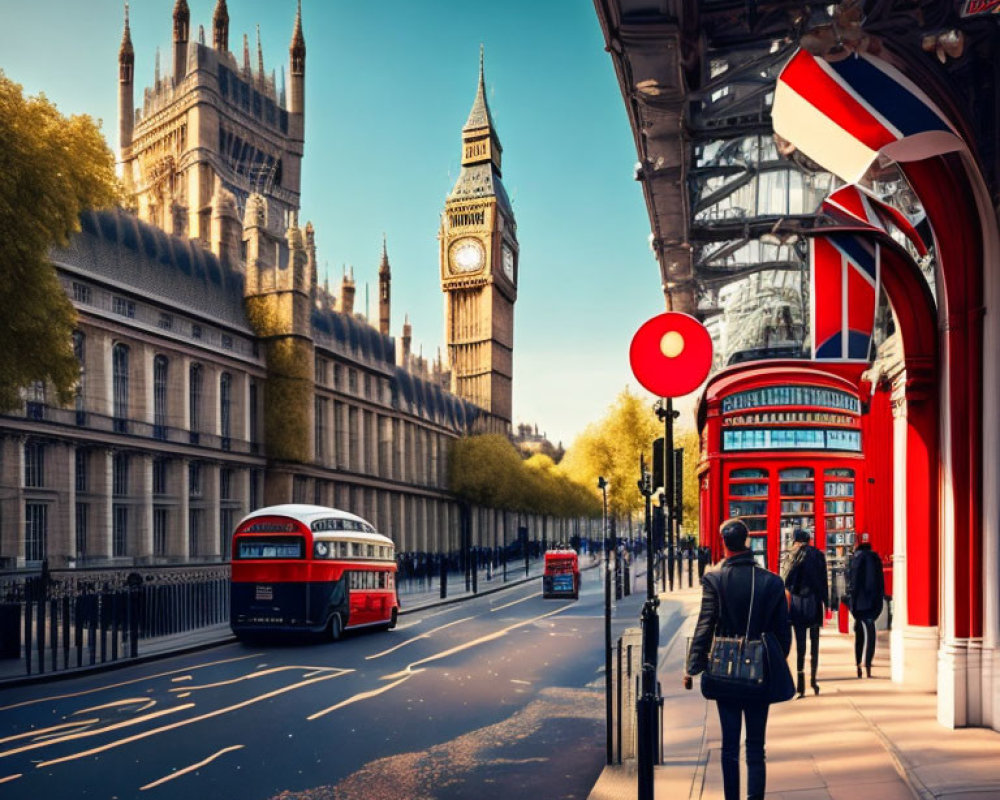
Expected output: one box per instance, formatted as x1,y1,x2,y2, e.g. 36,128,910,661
440,557,447,599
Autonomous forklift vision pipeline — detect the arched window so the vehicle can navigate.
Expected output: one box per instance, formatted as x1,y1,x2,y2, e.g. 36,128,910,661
112,343,130,433
153,355,168,439
189,363,202,444
220,372,232,449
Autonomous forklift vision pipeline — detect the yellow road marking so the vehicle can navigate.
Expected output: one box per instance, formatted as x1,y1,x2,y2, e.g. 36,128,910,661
168,665,350,693
381,603,573,680
170,676,193,683
139,744,244,791
0,720,99,746
33,672,344,769
365,617,474,660
0,705,194,760
72,698,154,716
0,653,261,713
491,592,541,612
0,773,22,784
307,674,416,720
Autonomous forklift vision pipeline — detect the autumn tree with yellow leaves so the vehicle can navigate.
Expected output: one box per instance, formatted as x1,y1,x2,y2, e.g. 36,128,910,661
448,434,599,517
559,389,661,519
0,72,121,410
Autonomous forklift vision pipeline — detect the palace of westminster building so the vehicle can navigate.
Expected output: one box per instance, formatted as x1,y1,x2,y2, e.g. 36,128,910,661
0,1,532,568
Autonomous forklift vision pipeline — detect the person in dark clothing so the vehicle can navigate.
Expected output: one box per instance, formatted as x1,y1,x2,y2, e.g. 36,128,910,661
847,532,885,678
684,518,793,800
782,528,828,697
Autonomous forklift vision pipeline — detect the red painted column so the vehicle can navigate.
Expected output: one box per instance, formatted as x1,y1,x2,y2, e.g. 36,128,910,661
903,362,939,627
904,157,983,640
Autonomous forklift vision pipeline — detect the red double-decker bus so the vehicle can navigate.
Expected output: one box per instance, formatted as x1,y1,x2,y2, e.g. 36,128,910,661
542,548,580,599
230,504,399,640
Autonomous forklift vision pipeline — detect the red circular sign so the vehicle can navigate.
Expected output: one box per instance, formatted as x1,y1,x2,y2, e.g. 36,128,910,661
629,312,713,398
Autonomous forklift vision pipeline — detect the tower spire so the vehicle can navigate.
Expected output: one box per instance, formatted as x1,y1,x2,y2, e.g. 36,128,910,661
464,44,495,133
256,24,265,85
242,33,251,77
212,0,229,52
378,234,391,336
118,1,135,157
119,1,133,60
288,0,306,133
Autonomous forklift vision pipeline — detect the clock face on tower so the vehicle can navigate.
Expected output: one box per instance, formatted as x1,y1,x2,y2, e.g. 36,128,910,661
448,237,486,274
502,244,515,282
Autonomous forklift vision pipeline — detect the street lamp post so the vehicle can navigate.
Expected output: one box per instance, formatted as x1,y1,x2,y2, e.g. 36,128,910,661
598,476,612,766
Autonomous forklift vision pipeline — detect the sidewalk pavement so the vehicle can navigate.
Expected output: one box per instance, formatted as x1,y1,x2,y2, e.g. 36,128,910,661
0,559,562,687
589,586,1000,800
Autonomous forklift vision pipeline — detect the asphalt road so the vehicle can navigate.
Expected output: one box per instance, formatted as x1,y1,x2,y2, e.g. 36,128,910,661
0,567,681,800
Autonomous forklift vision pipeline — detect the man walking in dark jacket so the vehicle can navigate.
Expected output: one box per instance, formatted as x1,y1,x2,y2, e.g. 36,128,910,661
783,528,828,696
683,519,792,800
847,532,885,677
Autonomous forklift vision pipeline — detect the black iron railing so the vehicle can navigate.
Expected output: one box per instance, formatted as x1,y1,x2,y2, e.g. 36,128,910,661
0,563,230,677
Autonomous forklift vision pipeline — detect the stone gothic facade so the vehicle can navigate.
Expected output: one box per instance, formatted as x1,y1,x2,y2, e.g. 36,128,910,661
0,2,545,569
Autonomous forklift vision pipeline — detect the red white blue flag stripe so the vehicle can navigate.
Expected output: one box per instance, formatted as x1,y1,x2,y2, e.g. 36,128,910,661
773,49,962,183
822,184,928,256
811,233,880,361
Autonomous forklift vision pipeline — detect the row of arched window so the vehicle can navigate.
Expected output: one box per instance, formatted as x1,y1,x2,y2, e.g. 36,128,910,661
74,332,240,443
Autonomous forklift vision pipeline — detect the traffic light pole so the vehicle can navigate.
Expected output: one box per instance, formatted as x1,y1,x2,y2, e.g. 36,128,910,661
655,399,679,591
637,457,659,800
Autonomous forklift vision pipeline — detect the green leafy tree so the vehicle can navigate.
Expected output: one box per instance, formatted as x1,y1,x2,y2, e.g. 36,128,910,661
0,72,121,410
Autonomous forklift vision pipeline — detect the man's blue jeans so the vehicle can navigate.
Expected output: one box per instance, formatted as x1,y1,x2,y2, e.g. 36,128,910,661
716,698,770,800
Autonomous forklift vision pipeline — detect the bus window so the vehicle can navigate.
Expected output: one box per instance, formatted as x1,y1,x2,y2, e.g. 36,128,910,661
236,536,303,559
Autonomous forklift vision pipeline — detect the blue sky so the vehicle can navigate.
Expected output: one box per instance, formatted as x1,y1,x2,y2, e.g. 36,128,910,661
0,0,690,446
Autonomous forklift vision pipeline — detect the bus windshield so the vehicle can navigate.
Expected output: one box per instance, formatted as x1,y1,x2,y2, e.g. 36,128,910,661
236,536,304,560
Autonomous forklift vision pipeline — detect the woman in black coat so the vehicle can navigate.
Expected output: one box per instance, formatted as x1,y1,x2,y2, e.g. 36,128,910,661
847,533,885,677
783,528,828,696
684,519,792,800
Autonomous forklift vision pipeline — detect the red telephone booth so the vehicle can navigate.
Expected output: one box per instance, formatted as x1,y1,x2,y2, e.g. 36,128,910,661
697,361,891,588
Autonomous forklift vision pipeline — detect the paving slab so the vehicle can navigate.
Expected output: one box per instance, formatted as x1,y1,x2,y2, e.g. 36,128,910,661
589,585,1000,800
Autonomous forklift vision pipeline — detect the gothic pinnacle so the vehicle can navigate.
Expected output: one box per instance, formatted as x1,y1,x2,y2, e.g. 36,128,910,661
256,24,265,82
119,1,134,61
379,234,391,275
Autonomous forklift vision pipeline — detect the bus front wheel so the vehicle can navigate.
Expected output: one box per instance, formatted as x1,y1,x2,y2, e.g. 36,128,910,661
386,608,398,631
328,613,343,642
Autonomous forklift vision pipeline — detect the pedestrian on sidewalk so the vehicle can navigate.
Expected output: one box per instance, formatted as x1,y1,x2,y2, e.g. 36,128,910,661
846,532,885,678
683,518,793,800
782,528,828,697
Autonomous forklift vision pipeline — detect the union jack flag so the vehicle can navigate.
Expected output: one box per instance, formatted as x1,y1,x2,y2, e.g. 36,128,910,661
812,233,880,361
821,184,928,257
773,49,962,183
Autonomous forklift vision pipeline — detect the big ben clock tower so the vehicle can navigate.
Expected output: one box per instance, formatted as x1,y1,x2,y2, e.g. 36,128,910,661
440,48,518,433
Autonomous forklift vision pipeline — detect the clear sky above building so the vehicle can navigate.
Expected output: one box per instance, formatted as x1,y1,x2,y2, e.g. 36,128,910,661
0,0,698,446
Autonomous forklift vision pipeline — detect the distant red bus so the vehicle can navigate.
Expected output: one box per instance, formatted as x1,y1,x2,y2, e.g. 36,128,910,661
230,504,399,640
542,548,580,599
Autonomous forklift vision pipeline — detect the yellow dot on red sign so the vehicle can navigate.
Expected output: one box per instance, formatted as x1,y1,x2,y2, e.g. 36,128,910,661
660,331,685,358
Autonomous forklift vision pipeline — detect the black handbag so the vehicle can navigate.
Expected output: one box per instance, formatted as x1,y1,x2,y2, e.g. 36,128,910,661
789,590,818,627
701,568,768,701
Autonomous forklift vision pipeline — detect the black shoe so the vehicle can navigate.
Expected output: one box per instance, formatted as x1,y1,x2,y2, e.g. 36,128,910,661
856,665,863,678
812,678,820,695
866,665,872,678
797,671,806,698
